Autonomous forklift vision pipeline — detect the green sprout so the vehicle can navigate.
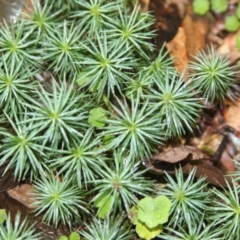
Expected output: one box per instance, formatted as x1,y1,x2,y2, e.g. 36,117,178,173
50,128,106,188
0,20,41,69
23,80,90,149
140,44,175,81
189,45,239,104
102,97,164,159
161,215,223,240
23,0,62,39
207,180,240,240
80,215,133,240
0,112,49,181
32,174,89,228
147,71,202,137
91,151,154,216
0,59,37,115
160,168,210,228
0,212,41,240
77,33,134,100
42,20,84,78
108,4,156,58
72,0,121,36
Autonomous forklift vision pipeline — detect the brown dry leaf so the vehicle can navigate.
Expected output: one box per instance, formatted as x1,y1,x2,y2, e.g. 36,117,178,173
7,184,36,209
166,27,188,75
150,145,209,163
184,162,229,187
224,100,240,132
217,30,240,62
143,145,229,187
182,4,209,58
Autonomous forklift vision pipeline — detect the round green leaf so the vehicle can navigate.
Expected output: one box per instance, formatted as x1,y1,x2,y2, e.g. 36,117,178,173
225,15,240,32
211,0,228,13
136,221,162,240
193,0,210,15
137,196,172,228
69,232,80,240
88,107,107,128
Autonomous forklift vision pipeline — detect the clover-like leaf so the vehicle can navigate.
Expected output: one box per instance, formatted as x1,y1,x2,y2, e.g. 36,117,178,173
88,107,107,128
69,232,81,240
137,196,171,228
0,209,7,224
136,221,162,240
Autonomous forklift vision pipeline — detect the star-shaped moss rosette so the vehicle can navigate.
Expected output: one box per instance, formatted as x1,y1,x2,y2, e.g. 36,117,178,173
129,196,172,240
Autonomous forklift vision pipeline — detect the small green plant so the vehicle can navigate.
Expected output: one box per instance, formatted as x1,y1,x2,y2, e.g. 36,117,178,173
189,45,238,104
91,151,155,218
102,97,164,159
161,215,223,240
80,215,133,240
147,71,203,137
129,195,171,240
0,211,40,240
32,174,89,228
160,168,210,228
207,180,240,239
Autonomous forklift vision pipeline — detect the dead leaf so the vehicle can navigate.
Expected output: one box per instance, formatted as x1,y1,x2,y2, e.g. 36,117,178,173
7,184,36,209
224,100,240,132
149,145,210,163
166,27,189,75
143,145,229,187
217,30,240,63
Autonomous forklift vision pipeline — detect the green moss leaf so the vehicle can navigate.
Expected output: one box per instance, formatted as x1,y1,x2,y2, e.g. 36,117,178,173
193,0,209,15
0,209,7,224
136,221,162,240
211,0,228,13
69,232,80,240
88,107,107,128
95,194,113,219
225,15,240,32
137,196,171,228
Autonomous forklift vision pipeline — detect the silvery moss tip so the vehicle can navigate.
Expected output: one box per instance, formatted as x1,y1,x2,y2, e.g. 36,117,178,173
80,215,133,240
0,212,41,240
32,174,89,229
160,168,210,228
146,70,203,138
207,179,240,240
189,44,240,104
90,151,154,216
